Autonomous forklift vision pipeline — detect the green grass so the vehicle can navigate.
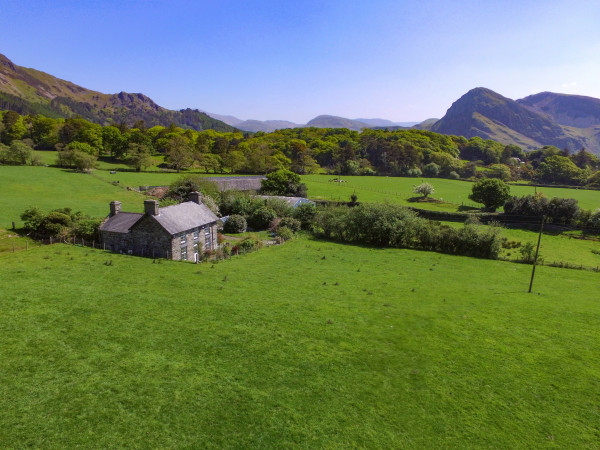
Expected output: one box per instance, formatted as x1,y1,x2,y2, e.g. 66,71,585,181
302,175,600,211
1,238,600,447
0,166,146,228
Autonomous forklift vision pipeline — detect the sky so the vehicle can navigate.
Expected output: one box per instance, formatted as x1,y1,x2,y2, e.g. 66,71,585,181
2,0,600,123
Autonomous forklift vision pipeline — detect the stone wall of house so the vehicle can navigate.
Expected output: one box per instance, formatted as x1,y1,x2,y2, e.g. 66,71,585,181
171,222,219,262
101,216,219,261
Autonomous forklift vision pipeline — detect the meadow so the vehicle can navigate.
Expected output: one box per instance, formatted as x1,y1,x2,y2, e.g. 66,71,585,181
302,175,600,211
1,238,600,447
0,166,146,228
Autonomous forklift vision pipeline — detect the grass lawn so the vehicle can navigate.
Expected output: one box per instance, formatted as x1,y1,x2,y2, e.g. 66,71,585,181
302,175,600,211
0,166,146,228
1,238,599,447
499,227,600,269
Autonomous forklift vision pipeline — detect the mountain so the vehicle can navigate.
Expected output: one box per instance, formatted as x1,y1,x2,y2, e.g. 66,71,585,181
0,54,235,132
431,87,600,154
354,118,418,127
305,115,370,131
204,112,244,127
517,92,600,128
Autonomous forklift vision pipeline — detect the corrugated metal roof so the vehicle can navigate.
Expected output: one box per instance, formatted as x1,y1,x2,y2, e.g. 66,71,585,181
153,201,218,235
99,212,143,233
257,195,315,207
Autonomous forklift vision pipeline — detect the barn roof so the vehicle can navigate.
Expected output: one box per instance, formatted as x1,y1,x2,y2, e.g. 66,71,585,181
153,201,218,235
99,212,143,233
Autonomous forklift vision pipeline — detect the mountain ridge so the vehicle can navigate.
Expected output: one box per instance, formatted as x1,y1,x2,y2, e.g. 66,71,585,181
0,53,235,132
430,87,600,154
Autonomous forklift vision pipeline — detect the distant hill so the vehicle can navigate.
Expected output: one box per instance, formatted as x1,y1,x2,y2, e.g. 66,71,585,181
517,92,600,128
354,118,418,127
431,87,600,154
233,120,300,133
0,54,235,132
305,115,370,131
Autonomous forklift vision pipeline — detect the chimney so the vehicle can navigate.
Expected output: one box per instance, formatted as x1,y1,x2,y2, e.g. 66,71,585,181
144,199,159,216
109,201,121,216
189,191,203,204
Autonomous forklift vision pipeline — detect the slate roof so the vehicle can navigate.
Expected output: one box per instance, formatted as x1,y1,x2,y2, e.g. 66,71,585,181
206,176,265,192
153,201,218,235
99,212,143,233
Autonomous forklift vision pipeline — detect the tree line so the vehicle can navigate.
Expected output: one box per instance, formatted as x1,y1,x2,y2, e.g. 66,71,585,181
1,109,600,187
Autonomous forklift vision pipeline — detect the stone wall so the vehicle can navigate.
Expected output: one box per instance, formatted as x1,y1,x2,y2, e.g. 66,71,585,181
101,217,219,261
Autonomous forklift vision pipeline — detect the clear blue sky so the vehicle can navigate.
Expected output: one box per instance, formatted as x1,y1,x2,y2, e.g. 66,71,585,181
2,0,600,123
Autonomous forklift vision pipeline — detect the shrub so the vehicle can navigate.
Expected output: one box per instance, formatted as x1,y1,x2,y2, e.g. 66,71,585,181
264,197,294,218
237,237,263,254
73,217,102,241
590,209,600,229
38,211,72,237
293,203,317,230
219,190,263,216
548,197,579,224
261,169,307,196
167,175,220,202
20,206,44,231
422,162,440,177
413,182,434,198
223,214,247,233
248,206,277,230
469,178,510,211
313,203,501,259
504,193,549,217
448,171,460,180
277,226,294,241
278,217,301,232
487,164,511,181
407,167,422,177
519,242,536,263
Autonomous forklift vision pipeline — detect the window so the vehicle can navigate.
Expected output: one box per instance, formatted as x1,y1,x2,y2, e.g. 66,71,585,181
181,246,187,261
193,230,199,240
204,226,211,250
180,234,187,244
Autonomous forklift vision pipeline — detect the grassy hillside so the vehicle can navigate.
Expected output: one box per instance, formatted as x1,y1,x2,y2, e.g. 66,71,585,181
0,166,146,227
302,175,600,211
1,239,599,447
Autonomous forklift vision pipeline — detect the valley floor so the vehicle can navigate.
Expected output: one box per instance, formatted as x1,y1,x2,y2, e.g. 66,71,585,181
1,238,599,447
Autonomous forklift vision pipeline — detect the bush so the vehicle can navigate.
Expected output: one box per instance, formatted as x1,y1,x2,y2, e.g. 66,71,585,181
448,171,460,180
407,167,422,177
264,197,294,218
167,175,220,202
38,211,72,237
590,209,600,229
278,216,301,232
293,203,317,230
422,162,440,177
261,169,307,196
248,206,277,230
223,214,247,233
276,226,294,241
469,178,510,211
237,237,263,254
313,203,501,259
413,182,435,198
219,190,263,217
20,206,44,231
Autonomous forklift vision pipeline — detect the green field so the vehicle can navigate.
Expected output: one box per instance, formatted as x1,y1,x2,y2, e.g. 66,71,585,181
1,238,599,447
0,166,146,228
302,175,600,211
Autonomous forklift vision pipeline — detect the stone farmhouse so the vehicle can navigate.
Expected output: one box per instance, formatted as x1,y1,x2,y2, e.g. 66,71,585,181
99,192,219,261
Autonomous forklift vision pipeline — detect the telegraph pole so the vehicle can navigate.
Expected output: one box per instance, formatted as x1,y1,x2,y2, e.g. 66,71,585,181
528,215,545,293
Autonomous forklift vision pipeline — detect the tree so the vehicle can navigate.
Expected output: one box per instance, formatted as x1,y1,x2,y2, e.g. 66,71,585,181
469,178,510,211
261,169,307,196
413,182,435,198
535,155,586,185
5,141,33,165
166,135,193,172
126,143,154,172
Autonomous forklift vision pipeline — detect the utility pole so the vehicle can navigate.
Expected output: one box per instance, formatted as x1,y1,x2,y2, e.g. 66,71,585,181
528,215,545,293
